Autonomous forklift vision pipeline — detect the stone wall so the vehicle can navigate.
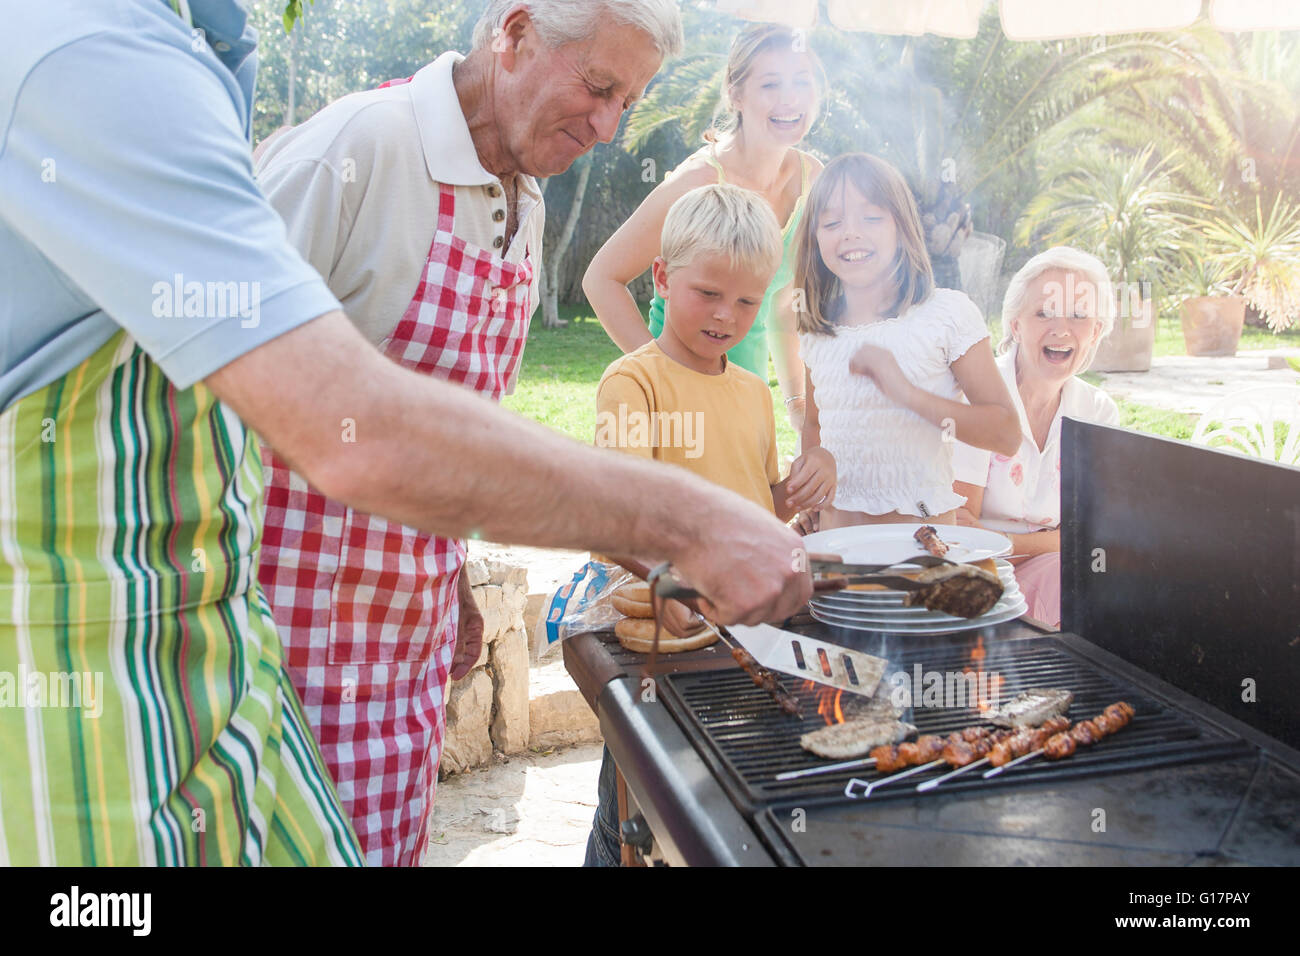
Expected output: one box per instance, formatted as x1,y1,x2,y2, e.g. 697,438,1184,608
440,557,531,776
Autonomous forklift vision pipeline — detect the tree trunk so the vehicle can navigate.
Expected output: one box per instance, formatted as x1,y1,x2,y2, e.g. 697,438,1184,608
285,25,298,126
541,153,594,329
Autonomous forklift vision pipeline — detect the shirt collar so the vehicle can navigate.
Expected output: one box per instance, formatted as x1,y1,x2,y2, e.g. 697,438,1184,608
409,51,540,194
1003,343,1090,451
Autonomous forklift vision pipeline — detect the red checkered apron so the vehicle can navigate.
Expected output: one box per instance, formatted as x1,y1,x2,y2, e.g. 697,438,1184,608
259,182,534,866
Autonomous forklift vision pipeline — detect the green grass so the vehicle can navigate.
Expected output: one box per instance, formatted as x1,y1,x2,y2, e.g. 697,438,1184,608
502,307,622,444
986,315,1300,359
506,305,801,461
510,305,1297,452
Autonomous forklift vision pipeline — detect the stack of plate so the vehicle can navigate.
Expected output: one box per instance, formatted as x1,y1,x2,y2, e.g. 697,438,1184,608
803,524,1029,635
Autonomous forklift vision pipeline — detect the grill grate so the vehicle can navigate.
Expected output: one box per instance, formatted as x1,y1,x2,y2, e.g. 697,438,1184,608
658,637,1252,813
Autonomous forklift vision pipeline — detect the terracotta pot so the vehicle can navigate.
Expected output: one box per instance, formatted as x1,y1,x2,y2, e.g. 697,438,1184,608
1091,303,1156,372
1180,295,1247,356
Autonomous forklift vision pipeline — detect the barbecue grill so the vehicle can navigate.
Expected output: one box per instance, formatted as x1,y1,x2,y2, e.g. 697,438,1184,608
563,422,1300,866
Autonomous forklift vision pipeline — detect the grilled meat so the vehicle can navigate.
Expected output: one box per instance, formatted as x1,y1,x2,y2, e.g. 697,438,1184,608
984,688,1075,728
1043,732,1077,759
987,717,1070,766
870,734,945,773
914,525,950,557
841,691,906,722
732,647,801,717
800,718,917,760
1039,701,1135,762
903,564,1003,618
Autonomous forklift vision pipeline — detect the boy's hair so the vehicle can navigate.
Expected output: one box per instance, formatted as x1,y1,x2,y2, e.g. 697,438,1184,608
794,153,934,335
661,184,784,280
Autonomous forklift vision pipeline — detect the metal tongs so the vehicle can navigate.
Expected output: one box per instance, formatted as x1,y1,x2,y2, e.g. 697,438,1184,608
648,554,956,600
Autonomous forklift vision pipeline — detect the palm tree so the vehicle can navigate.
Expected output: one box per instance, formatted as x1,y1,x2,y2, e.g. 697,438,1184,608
1015,143,1204,318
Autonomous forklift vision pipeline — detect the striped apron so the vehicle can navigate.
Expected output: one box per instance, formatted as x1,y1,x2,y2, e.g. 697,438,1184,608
0,332,363,865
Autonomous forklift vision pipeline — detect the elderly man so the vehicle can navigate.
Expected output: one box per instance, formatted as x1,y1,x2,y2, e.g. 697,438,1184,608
253,0,678,866
0,0,810,866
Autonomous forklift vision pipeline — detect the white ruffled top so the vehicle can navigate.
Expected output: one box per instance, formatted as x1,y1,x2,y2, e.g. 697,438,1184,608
801,288,990,517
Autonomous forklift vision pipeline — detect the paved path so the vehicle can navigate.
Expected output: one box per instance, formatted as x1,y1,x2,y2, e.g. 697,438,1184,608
1095,348,1300,416
423,743,602,866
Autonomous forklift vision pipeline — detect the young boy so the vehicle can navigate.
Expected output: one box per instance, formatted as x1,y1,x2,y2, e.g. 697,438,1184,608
584,184,836,865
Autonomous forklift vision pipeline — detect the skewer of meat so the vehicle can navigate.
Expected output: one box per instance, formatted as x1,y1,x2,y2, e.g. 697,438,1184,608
782,691,1074,781
845,718,1066,798
731,646,802,717
983,702,1135,779
916,717,1071,791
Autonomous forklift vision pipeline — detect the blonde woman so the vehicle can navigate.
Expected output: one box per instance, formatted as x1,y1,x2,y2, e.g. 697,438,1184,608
953,247,1121,629
583,23,824,430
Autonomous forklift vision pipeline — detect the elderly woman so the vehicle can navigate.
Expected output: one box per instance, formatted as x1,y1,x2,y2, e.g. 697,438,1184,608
952,247,1121,629
254,0,683,866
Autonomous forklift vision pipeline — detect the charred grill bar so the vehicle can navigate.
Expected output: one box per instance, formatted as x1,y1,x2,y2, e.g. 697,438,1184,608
563,423,1300,866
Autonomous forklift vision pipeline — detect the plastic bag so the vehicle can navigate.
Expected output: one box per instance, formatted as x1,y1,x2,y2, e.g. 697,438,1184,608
540,560,638,653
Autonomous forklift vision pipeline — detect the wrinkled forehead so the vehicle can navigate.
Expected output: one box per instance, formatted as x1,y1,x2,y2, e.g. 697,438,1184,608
1023,268,1105,313
565,25,663,95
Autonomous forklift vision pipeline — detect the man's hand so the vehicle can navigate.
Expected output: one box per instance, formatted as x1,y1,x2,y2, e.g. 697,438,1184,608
955,506,983,529
658,598,704,638
450,571,485,680
784,446,836,514
669,507,813,626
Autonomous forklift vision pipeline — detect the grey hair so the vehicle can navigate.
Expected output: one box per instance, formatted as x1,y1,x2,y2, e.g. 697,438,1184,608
1000,245,1117,371
472,0,684,58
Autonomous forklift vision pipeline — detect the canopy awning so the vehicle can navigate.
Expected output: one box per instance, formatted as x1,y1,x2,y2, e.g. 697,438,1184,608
714,0,1300,37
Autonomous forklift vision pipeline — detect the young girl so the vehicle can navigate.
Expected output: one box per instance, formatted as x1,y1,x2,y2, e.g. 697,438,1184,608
794,154,1021,531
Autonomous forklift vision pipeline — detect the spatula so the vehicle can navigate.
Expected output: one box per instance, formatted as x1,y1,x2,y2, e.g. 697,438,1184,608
719,622,888,698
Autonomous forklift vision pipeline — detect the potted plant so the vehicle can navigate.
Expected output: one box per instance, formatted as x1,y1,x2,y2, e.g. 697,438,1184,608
1169,248,1246,357
1017,145,1195,373
1198,196,1300,336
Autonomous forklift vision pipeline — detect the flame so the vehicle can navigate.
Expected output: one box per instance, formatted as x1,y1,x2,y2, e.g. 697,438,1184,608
801,680,845,725
965,636,998,713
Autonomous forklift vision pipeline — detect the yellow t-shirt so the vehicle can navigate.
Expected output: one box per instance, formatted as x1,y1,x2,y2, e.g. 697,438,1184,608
595,341,780,515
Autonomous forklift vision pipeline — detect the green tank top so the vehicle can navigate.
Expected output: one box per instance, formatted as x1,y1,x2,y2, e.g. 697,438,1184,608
647,148,812,380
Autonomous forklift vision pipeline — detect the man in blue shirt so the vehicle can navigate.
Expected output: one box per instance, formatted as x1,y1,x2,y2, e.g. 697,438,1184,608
0,0,810,865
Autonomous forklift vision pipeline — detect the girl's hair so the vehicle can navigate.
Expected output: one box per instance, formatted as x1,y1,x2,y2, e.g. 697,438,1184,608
661,184,783,280
706,23,825,144
1000,246,1117,371
794,153,934,335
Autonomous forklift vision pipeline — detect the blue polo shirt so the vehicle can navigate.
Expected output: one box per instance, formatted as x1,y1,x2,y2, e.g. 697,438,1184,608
0,0,341,411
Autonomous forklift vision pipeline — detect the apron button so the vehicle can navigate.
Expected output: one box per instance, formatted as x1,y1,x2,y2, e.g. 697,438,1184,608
493,235,504,249
492,209,505,223
487,184,502,198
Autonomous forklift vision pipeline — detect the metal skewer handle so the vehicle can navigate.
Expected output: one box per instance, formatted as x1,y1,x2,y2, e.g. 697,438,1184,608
983,747,1044,778
777,757,876,781
844,759,944,799
916,756,990,791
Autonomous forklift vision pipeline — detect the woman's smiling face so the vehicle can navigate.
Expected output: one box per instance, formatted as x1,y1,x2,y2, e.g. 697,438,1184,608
1011,267,1106,383
730,47,819,147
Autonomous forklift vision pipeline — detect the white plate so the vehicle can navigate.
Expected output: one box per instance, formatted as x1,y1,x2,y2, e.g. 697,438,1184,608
809,596,1029,635
812,581,1024,623
804,523,1011,567
811,584,1025,625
